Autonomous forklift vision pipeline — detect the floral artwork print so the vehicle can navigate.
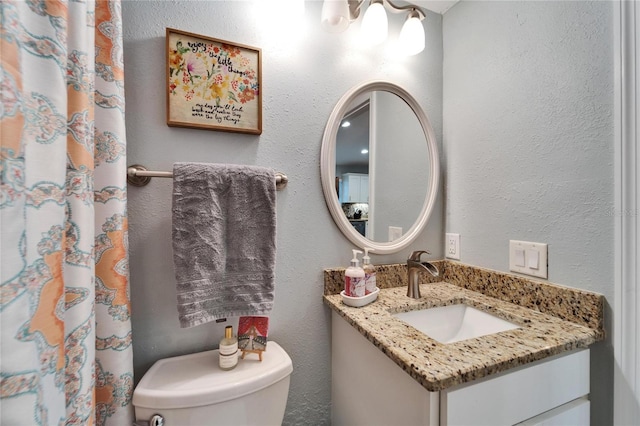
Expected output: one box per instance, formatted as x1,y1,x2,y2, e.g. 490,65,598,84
167,29,262,134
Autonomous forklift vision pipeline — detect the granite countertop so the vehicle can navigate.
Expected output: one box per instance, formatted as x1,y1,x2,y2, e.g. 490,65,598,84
323,261,605,392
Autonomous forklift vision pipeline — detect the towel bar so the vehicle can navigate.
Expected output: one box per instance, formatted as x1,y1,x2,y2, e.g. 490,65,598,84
127,164,288,190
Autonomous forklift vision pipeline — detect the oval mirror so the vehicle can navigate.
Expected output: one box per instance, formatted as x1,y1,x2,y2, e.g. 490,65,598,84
320,80,439,254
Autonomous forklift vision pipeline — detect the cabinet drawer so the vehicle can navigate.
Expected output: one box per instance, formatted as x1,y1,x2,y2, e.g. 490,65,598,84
441,349,590,426
516,397,590,425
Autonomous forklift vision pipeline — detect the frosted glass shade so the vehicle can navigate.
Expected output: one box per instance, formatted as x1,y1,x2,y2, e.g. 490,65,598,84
361,2,387,46
321,0,350,33
399,15,425,56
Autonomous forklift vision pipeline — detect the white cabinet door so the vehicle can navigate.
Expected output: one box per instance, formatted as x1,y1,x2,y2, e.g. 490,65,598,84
360,175,369,202
342,173,369,203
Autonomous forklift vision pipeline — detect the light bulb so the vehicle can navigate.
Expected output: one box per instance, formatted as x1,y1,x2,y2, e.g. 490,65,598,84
399,12,425,56
321,0,350,33
361,1,387,46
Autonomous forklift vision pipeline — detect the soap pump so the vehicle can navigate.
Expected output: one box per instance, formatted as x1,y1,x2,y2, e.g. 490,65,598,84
362,248,376,294
345,249,365,297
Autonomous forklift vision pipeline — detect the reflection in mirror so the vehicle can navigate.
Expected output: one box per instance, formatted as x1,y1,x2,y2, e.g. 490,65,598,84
334,91,430,242
320,80,439,254
336,98,370,237
370,91,430,241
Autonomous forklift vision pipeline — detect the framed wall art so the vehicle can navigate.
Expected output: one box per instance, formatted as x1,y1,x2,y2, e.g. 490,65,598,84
166,28,262,134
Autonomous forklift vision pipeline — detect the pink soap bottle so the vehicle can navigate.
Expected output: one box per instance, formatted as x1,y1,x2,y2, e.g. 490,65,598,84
345,249,365,297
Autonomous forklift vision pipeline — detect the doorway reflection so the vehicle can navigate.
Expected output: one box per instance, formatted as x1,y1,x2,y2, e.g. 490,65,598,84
336,100,370,238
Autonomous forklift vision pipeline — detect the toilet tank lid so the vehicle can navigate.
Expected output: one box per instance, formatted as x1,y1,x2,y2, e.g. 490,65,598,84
133,341,293,409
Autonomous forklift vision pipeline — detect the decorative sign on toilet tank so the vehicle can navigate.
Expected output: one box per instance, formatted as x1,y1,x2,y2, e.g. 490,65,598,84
238,316,269,351
166,28,262,135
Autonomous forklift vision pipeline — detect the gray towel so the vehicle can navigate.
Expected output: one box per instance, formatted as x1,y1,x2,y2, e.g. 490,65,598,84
172,162,276,328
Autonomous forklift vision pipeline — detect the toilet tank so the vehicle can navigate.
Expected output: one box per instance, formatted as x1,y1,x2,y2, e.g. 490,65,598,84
133,341,293,426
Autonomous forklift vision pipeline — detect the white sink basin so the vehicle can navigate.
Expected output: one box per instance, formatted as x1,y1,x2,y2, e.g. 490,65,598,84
393,304,521,344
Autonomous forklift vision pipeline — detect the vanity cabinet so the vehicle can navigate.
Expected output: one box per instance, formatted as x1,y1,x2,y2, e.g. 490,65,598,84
341,173,369,203
331,311,590,426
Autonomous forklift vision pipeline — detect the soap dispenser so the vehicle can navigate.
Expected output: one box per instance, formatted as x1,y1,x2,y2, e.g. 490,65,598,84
362,248,376,294
345,249,365,297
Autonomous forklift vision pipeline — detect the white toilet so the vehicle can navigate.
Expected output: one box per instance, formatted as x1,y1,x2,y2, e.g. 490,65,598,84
133,341,293,425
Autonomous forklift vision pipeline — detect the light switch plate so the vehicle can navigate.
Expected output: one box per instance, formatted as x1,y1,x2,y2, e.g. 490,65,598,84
446,233,460,260
388,226,402,242
509,240,548,279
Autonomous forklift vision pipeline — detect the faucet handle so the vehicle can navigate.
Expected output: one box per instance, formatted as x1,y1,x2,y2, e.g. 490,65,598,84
408,250,431,261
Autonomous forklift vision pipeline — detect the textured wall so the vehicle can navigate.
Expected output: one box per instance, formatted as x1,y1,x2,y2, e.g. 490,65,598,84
122,1,443,424
443,1,614,423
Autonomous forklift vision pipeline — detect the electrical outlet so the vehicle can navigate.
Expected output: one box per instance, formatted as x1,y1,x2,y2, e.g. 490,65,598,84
388,226,403,242
446,233,460,260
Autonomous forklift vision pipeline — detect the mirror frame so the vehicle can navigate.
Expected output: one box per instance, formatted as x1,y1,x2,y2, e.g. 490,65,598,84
320,80,440,254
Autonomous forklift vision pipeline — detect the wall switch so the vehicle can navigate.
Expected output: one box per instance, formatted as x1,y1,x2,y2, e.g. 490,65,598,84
509,240,548,279
514,248,526,267
527,249,540,269
388,226,403,242
446,233,460,260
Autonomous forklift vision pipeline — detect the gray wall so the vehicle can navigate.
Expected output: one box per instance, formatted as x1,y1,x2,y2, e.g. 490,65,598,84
123,1,443,424
443,1,614,423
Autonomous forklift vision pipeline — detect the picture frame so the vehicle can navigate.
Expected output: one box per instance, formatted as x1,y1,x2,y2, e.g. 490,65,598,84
166,28,262,135
238,316,268,351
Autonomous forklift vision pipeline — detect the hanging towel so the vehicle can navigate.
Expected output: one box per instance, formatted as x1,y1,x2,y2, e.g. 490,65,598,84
172,162,276,328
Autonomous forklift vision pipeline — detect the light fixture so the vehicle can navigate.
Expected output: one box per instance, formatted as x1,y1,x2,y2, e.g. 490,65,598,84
320,0,427,55
361,0,387,46
321,0,352,33
398,9,425,56
341,120,351,127
361,148,369,154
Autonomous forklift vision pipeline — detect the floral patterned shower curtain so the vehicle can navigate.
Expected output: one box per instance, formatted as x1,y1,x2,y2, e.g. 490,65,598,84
1,0,134,424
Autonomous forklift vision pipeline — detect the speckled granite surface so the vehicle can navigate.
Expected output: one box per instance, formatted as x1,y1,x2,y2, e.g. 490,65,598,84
324,260,603,330
443,261,604,331
323,261,605,392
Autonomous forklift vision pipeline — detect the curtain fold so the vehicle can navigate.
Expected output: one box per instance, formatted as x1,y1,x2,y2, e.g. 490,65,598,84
1,0,134,424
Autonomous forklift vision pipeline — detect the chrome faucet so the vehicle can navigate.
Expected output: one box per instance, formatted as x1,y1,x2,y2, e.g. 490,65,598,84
407,250,439,299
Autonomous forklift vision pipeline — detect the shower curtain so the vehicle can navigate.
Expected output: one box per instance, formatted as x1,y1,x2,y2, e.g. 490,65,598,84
0,0,134,424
